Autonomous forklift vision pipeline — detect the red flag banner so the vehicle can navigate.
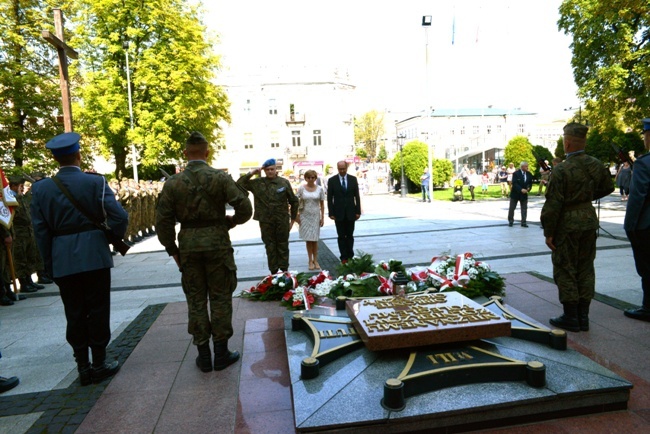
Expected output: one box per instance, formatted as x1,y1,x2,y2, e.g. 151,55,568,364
0,168,17,229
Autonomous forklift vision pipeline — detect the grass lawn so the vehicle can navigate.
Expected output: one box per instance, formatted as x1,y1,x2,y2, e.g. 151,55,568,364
407,184,515,201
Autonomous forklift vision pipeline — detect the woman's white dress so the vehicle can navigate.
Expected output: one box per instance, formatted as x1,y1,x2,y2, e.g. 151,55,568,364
297,185,324,242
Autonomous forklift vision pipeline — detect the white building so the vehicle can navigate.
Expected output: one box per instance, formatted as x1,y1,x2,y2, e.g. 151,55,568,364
394,108,566,173
216,67,356,177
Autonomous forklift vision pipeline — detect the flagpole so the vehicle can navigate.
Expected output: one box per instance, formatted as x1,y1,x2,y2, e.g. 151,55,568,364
5,244,19,302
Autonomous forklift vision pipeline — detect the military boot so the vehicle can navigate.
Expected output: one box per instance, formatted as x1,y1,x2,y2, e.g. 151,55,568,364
74,350,92,386
5,284,26,301
577,301,590,331
37,272,53,285
18,278,37,293
196,343,213,372
549,304,580,332
27,276,45,290
213,341,240,371
90,348,120,383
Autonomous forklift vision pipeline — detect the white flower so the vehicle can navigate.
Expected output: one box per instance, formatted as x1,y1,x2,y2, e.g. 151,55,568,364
343,282,350,288
468,268,479,278
346,274,355,280
279,282,286,287
271,279,278,285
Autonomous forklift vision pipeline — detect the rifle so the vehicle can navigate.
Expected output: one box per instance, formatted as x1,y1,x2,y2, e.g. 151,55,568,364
160,168,172,180
22,173,36,183
611,144,634,167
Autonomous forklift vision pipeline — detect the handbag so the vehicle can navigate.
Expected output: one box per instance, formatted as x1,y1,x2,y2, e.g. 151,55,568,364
298,197,305,212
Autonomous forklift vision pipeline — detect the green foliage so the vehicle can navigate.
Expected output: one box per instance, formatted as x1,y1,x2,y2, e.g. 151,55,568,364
531,145,553,179
355,147,368,158
504,135,537,175
432,158,453,187
389,140,453,189
376,144,387,162
558,0,650,130
336,251,375,276
0,0,65,171
71,0,230,179
354,110,385,160
586,127,645,164
555,137,566,159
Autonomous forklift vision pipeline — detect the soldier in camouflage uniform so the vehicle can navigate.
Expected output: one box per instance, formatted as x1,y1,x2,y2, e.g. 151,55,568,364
238,158,298,274
156,132,252,372
541,123,614,332
8,176,43,293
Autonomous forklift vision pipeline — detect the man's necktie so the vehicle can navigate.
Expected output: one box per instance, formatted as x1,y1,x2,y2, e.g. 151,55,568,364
522,171,526,183
341,177,347,191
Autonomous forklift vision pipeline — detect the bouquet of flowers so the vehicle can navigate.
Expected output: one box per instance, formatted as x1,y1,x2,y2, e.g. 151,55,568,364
280,270,334,310
424,252,505,299
242,270,302,301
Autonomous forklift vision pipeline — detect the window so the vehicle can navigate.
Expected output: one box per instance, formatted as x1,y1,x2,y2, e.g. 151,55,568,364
244,99,251,113
486,125,492,134
518,123,525,133
268,99,277,115
292,130,301,147
313,130,321,146
270,131,279,148
473,125,479,134
460,126,466,135
496,125,502,134
244,132,253,149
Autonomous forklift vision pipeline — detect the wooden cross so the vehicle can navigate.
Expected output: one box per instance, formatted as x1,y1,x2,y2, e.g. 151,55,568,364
42,9,78,132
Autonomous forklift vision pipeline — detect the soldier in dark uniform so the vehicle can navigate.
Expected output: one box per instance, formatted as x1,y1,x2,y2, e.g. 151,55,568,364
238,159,298,274
540,123,614,332
623,118,650,322
156,132,252,372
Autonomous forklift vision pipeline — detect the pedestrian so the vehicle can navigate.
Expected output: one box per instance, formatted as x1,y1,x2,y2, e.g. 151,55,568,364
498,166,509,198
481,170,490,194
238,158,298,274
420,168,431,202
537,161,551,196
327,160,361,263
540,123,614,332
507,162,533,227
615,161,632,201
506,162,516,193
156,132,252,372
467,168,480,201
296,170,325,270
30,132,129,385
623,118,650,322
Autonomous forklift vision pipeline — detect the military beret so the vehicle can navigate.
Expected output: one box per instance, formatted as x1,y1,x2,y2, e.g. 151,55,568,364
186,131,208,146
46,132,81,156
642,118,650,132
563,122,588,139
262,158,276,168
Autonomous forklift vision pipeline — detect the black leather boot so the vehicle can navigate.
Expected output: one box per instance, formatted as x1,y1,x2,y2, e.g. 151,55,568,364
28,276,44,290
577,301,590,331
549,304,580,332
18,278,37,293
91,348,120,383
75,350,92,386
37,272,53,285
213,341,240,371
6,284,26,301
196,343,213,372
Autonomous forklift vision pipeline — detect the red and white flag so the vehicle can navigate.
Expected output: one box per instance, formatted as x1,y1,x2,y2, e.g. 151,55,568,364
0,168,18,229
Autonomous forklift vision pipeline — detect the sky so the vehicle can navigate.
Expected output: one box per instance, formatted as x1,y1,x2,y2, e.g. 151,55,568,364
201,0,580,117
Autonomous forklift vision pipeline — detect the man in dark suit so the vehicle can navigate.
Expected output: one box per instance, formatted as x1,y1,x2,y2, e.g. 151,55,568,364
31,132,129,386
327,160,361,262
624,118,650,322
507,161,533,227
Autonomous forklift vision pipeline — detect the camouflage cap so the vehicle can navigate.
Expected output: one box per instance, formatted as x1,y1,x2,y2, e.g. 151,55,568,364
186,131,208,146
8,175,25,185
563,122,588,139
31,171,46,179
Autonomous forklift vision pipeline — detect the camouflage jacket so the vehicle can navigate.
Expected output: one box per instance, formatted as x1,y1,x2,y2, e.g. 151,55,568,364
237,173,299,222
156,161,252,256
541,152,614,236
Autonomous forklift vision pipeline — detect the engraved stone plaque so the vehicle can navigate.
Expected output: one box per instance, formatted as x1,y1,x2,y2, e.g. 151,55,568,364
346,292,511,351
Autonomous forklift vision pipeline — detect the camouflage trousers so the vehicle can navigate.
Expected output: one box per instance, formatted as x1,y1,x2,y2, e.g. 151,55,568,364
259,218,291,274
551,229,597,304
180,249,237,346
12,228,43,277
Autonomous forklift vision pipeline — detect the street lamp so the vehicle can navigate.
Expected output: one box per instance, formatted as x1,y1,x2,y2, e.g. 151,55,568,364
564,106,583,124
398,133,407,198
422,15,433,201
123,41,138,182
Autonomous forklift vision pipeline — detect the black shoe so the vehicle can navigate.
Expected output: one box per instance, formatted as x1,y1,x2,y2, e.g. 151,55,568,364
213,342,240,371
624,307,650,322
37,274,54,285
508,222,513,227
196,344,213,373
0,376,19,393
521,223,529,228
20,285,38,293
30,281,45,290
91,361,120,383
78,365,92,386
0,296,13,306
6,291,26,301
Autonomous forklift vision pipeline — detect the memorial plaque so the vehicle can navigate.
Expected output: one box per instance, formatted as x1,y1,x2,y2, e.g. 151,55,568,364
346,291,511,351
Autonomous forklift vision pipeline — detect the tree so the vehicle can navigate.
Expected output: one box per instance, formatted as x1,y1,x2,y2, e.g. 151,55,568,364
355,147,367,158
71,0,230,179
504,135,537,175
354,110,384,161
531,145,554,179
0,0,64,172
555,136,566,160
376,144,387,162
389,140,453,191
558,1,650,129
586,126,645,164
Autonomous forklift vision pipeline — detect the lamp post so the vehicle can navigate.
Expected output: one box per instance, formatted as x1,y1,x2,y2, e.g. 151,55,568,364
564,106,583,123
398,133,407,198
123,41,138,182
422,15,433,201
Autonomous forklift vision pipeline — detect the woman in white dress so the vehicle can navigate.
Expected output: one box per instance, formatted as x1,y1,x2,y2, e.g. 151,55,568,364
296,170,325,270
